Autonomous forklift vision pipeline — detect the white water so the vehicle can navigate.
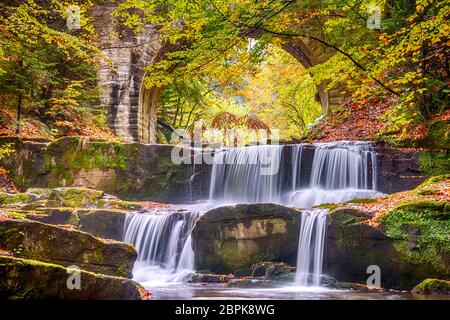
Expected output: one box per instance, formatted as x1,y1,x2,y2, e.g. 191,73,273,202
309,141,377,190
295,209,328,286
124,141,383,289
123,209,200,286
209,141,381,208
209,145,283,203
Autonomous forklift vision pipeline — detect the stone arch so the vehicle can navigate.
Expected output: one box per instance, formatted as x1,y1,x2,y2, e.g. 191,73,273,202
96,3,346,143
136,38,346,143
282,37,346,115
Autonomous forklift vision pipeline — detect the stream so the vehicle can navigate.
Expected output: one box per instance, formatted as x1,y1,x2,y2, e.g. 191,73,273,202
121,141,443,300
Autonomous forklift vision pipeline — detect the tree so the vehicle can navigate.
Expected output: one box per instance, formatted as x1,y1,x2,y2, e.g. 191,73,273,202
0,0,102,134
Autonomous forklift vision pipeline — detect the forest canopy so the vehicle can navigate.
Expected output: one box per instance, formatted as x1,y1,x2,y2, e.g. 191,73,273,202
0,0,449,147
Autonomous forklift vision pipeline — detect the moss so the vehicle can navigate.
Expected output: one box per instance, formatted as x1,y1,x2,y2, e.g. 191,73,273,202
379,200,450,272
105,199,142,210
42,137,130,188
419,151,450,176
6,211,27,219
47,187,104,207
412,278,450,295
392,200,450,215
414,189,438,196
313,203,339,211
423,120,450,151
0,193,31,205
344,198,378,205
417,174,450,188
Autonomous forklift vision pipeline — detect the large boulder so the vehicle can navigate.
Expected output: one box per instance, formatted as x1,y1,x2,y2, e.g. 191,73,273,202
0,256,146,300
0,219,136,278
192,203,301,274
326,204,450,290
77,209,128,241
0,136,211,202
412,278,450,295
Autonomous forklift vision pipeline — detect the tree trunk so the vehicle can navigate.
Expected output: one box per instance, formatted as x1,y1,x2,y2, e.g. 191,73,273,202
16,92,22,134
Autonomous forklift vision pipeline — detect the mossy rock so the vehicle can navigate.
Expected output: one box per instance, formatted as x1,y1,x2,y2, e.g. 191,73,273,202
0,256,145,300
77,209,128,241
416,174,450,188
412,278,450,295
0,219,137,278
47,187,104,208
377,200,450,286
25,188,53,200
326,207,450,290
0,192,32,206
26,207,79,225
419,151,450,176
344,198,378,205
225,278,279,288
192,203,301,274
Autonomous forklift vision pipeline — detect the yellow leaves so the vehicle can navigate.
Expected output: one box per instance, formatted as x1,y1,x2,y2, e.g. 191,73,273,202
416,5,425,14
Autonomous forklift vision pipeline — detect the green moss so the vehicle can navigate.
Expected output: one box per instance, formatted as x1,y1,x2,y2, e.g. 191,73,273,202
313,203,339,210
417,174,450,188
412,278,450,295
0,193,31,205
419,151,450,176
379,200,450,271
423,121,450,151
344,198,378,205
6,211,27,219
42,137,130,188
392,200,450,215
47,187,104,207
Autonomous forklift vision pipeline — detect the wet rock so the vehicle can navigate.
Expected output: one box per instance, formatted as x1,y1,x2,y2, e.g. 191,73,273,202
190,273,232,284
412,278,450,295
192,203,301,274
46,187,105,208
77,209,128,241
0,219,136,278
251,262,295,278
233,267,252,278
26,207,78,225
326,206,450,290
0,256,146,300
226,278,279,288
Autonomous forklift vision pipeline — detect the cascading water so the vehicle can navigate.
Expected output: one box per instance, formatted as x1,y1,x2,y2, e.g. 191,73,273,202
289,141,383,208
309,141,377,190
124,141,384,290
295,209,328,287
210,141,382,208
209,145,283,203
291,144,304,191
123,209,200,286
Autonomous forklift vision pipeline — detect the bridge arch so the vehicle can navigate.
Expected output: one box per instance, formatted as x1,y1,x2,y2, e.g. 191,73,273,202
97,5,346,143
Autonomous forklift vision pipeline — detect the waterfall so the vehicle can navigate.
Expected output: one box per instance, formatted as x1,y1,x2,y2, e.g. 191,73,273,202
289,141,382,208
125,141,382,289
291,144,304,191
209,145,283,203
295,209,328,287
210,141,381,208
309,141,377,190
123,209,200,284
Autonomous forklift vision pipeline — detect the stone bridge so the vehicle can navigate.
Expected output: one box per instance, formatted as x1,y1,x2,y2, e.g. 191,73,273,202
94,2,346,143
